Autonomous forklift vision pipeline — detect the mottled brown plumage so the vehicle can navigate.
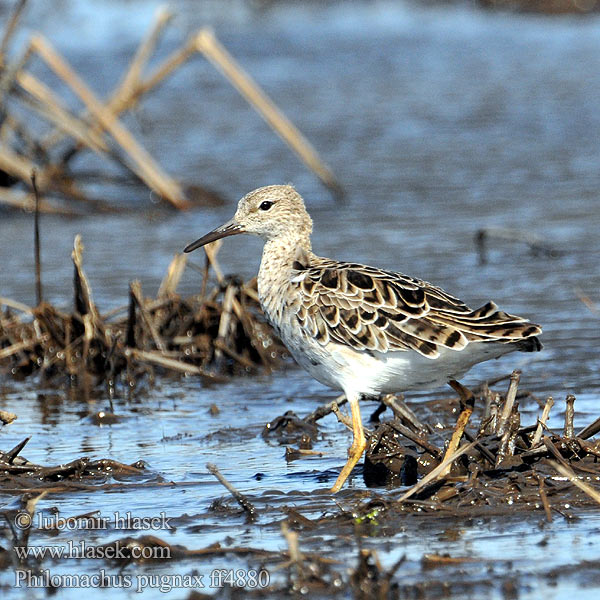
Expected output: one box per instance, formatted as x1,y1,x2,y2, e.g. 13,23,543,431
289,257,541,359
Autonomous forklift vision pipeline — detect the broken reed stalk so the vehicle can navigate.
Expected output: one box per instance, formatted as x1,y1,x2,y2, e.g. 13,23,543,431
564,394,575,439
497,369,521,435
157,254,188,298
387,420,443,460
505,406,521,457
130,280,165,352
304,394,347,424
0,0,28,66
531,396,554,447
97,7,173,130
577,415,600,441
28,34,190,209
0,188,73,214
213,283,236,368
396,440,479,503
206,462,257,521
31,170,43,306
440,380,475,476
47,6,174,157
381,393,427,432
281,520,303,564
331,401,353,430
361,378,600,515
17,70,111,155
194,28,342,197
550,460,600,506
72,235,101,326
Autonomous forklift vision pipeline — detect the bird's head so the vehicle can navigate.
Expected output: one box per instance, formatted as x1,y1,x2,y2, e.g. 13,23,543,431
183,184,312,252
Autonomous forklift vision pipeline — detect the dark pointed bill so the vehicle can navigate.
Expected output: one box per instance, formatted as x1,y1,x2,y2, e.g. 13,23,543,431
183,221,244,253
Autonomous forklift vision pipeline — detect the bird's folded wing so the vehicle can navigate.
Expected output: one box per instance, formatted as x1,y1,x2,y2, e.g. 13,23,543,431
289,260,541,359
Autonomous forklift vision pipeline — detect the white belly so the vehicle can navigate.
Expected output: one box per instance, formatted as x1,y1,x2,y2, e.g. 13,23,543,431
283,331,515,397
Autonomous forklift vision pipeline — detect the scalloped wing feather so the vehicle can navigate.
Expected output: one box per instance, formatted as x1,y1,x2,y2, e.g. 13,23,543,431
289,259,541,359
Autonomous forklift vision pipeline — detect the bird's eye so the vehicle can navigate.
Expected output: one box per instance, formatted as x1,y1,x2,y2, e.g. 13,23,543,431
259,201,274,211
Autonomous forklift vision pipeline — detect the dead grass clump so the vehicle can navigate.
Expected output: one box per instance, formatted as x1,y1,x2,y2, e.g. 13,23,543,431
0,235,285,392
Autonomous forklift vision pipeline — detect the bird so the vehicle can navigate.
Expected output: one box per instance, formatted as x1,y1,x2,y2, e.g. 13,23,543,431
184,184,542,493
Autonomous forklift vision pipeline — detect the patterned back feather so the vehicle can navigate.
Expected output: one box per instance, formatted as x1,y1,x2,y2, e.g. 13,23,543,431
289,257,541,359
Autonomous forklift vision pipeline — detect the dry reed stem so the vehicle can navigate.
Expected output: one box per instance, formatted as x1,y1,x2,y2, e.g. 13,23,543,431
214,283,236,367
194,28,341,195
32,171,43,306
230,295,273,373
281,520,305,578
440,381,474,476
577,415,600,440
157,253,188,298
109,6,173,111
2,11,341,214
71,235,101,327
206,462,257,520
130,280,165,352
0,0,28,66
396,440,478,503
381,394,427,432
0,141,49,189
17,71,110,153
0,188,69,213
213,339,257,369
1,234,284,385
0,297,33,313
134,34,197,100
564,394,575,438
387,420,443,460
0,338,37,360
0,38,34,104
202,241,225,283
47,7,174,152
497,369,521,435
127,348,219,379
574,287,599,315
29,35,190,209
550,460,600,506
531,396,554,447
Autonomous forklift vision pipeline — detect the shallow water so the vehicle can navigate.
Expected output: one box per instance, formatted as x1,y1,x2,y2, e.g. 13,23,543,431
1,0,600,597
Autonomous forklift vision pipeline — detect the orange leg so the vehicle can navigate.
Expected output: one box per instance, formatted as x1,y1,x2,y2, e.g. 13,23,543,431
330,393,366,493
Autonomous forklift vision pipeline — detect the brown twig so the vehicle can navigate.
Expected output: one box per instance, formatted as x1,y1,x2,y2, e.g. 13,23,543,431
381,393,428,432
206,462,257,521
534,472,553,522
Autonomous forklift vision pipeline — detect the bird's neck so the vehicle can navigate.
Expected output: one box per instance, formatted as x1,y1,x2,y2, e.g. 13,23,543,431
258,232,312,318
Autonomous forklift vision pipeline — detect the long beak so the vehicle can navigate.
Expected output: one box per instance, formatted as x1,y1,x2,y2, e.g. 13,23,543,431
183,220,244,253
